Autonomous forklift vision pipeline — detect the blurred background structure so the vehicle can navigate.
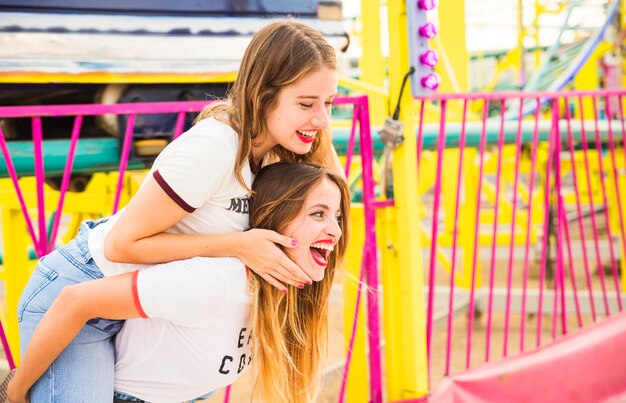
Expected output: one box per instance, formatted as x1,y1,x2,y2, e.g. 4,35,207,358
1,1,626,402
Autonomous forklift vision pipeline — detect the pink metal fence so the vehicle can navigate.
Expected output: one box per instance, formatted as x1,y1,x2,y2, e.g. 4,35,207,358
0,101,208,258
0,96,384,401
411,89,626,388
4,88,626,401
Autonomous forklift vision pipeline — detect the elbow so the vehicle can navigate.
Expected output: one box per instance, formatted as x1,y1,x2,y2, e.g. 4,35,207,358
56,285,91,322
103,232,126,263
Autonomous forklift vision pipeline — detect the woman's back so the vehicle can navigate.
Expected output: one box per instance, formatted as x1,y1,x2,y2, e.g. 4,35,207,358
114,256,252,402
88,117,254,277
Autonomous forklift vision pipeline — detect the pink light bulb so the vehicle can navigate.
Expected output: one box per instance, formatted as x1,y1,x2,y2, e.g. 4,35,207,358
418,0,436,10
418,23,437,39
421,73,441,90
420,49,438,66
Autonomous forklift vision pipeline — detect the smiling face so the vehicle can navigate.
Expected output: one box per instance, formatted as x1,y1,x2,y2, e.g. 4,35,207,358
258,66,339,158
281,178,343,282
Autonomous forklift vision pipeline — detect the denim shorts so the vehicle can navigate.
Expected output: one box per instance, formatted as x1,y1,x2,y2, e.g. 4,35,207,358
18,218,124,403
113,389,217,402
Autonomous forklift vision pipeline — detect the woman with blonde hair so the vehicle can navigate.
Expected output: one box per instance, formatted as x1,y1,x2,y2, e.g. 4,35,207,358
8,162,350,402
12,20,344,402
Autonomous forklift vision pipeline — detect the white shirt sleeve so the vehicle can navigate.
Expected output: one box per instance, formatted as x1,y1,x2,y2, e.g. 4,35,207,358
133,257,242,327
151,118,238,211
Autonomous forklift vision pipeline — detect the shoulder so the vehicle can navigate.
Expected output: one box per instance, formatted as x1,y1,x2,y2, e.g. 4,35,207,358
187,117,238,145
186,256,247,280
154,117,240,169
136,257,246,303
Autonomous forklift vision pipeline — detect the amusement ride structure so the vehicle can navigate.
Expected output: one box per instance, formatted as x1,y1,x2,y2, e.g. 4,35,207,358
0,0,626,402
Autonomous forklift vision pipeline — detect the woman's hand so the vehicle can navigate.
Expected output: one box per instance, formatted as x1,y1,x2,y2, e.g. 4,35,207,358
236,229,312,291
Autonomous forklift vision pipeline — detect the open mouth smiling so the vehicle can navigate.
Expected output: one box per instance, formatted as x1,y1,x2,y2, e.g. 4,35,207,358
310,242,333,266
296,130,317,143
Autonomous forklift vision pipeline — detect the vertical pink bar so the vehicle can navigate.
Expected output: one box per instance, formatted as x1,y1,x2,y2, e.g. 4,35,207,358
605,95,626,303
338,103,366,403
0,320,14,370
48,115,83,250
550,100,560,341
31,117,47,256
552,99,568,338
426,100,447,365
0,127,41,256
503,99,525,357
561,195,583,328
223,385,231,403
592,96,623,310
343,105,360,179
578,95,610,316
338,256,368,403
357,96,383,402
112,113,136,214
173,111,186,139
564,96,596,322
416,99,426,172
536,98,557,348
444,99,468,376
519,99,541,352
466,99,489,369
485,98,507,362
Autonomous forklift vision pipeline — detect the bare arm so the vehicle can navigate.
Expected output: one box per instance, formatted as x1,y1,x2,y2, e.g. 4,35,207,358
104,177,311,289
7,273,138,402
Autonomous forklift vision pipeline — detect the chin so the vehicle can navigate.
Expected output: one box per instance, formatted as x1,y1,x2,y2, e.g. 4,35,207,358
290,144,314,155
309,269,325,282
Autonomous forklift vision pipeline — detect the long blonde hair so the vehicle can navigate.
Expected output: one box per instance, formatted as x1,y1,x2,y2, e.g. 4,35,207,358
248,162,350,402
195,21,338,190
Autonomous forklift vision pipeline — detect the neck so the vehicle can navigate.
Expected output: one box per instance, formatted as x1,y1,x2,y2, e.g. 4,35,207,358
251,142,273,164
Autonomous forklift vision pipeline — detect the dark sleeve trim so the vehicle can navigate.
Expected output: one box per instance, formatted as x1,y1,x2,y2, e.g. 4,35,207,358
153,170,196,213
132,271,149,319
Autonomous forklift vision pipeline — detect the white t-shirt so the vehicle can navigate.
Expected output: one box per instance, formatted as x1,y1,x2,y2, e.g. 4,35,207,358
87,117,253,277
114,256,252,403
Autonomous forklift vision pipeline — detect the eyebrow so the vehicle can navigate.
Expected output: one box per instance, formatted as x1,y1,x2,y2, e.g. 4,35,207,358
310,203,341,213
297,93,338,100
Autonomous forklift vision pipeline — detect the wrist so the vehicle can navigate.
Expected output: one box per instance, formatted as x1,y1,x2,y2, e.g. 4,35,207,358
218,232,242,259
7,379,26,401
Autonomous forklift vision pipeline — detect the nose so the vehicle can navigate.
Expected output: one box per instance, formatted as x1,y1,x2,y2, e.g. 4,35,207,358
326,217,342,240
311,104,330,128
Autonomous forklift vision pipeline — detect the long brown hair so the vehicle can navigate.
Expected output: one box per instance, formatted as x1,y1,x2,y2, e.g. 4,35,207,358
248,162,350,402
195,21,338,190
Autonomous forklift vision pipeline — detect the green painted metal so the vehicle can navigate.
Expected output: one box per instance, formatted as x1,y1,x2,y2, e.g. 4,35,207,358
0,120,622,177
0,138,149,177
332,119,624,156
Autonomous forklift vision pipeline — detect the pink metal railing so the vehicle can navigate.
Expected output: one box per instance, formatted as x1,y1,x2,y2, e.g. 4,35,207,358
412,89,626,387
8,88,626,400
0,96,385,402
0,101,208,258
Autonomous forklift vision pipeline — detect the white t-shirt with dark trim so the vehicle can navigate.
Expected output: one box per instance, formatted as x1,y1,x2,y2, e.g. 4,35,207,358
87,117,253,277
113,256,252,402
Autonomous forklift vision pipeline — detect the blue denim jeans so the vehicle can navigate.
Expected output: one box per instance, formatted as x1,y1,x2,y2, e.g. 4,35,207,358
18,219,124,403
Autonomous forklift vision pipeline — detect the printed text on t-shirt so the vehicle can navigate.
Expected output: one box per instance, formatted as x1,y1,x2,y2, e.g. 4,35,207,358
227,198,249,214
218,327,252,375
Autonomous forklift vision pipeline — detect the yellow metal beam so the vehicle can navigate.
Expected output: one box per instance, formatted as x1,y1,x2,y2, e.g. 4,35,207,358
359,0,388,124
433,0,469,93
2,208,31,364
0,72,238,84
385,0,429,398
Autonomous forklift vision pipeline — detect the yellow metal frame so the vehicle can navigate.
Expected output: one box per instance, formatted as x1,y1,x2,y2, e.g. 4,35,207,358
383,0,429,398
0,172,145,362
0,72,238,84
